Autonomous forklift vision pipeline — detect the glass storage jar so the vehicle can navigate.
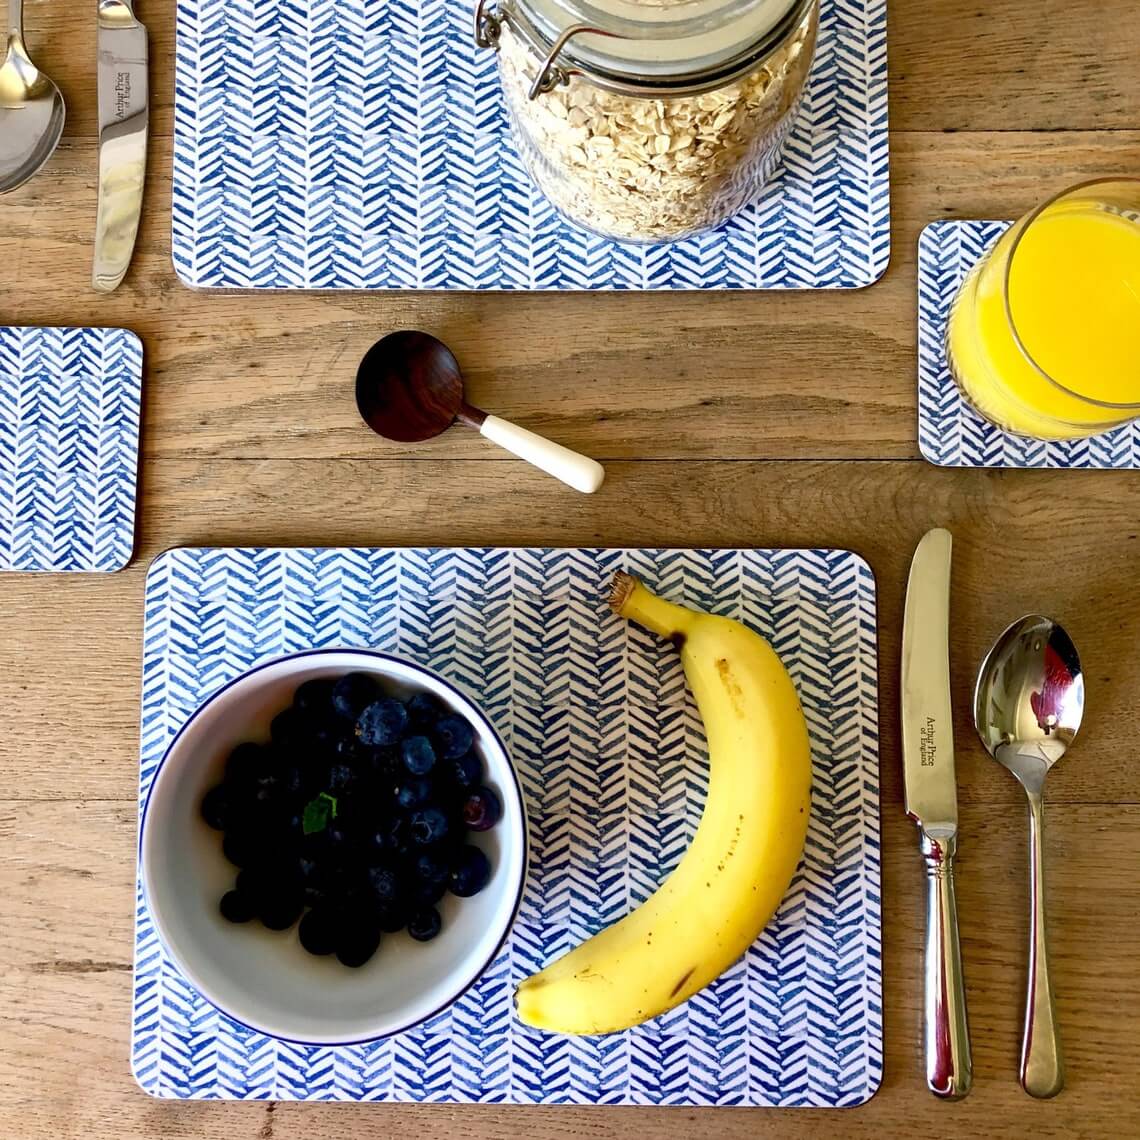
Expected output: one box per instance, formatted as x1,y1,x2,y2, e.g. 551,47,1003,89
474,0,819,243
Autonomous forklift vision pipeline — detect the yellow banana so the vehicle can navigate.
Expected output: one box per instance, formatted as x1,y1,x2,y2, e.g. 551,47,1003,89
515,571,812,1035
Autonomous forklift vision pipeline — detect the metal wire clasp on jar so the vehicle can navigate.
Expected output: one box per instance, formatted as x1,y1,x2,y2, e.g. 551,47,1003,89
475,0,819,243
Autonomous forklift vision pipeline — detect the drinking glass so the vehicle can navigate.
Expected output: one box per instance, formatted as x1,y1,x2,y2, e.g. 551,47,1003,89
946,178,1140,440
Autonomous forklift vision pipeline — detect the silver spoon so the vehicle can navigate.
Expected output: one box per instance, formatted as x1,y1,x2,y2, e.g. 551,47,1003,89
0,0,66,194
974,614,1081,1099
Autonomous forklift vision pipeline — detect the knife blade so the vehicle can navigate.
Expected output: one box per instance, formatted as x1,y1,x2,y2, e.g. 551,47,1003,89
901,527,972,1100
94,0,148,293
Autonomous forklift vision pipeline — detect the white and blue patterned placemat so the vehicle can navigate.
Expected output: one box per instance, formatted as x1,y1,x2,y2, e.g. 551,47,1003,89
134,547,882,1105
172,0,889,291
0,326,142,573
917,220,1140,468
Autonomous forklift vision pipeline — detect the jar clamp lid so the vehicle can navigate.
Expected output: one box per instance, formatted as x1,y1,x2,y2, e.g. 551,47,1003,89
475,0,813,99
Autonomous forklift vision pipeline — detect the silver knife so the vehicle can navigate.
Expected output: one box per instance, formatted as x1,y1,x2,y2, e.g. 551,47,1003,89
901,528,972,1099
94,0,148,292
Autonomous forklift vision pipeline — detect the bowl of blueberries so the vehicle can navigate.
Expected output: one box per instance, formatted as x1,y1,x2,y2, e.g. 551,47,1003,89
139,648,528,1045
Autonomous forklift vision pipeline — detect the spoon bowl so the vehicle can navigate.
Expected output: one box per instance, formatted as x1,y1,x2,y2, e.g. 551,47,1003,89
355,330,605,494
0,5,67,194
356,331,466,443
975,614,1084,780
974,613,1081,1101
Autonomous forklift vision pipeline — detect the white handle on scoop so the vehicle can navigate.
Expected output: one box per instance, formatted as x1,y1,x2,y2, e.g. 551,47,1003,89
479,414,605,494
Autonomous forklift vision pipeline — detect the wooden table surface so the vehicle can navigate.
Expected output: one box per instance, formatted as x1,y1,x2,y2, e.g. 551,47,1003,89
3,1,1139,1137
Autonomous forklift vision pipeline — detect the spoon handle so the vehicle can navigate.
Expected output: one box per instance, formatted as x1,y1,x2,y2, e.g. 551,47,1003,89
920,830,972,1098
479,415,605,494
1022,789,1064,1098
8,0,23,38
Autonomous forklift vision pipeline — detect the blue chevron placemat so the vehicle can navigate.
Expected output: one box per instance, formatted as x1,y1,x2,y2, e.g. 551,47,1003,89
0,326,142,573
171,0,889,290
917,220,1140,468
134,547,882,1105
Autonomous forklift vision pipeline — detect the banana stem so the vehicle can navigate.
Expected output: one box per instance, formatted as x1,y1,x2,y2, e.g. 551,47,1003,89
610,572,695,640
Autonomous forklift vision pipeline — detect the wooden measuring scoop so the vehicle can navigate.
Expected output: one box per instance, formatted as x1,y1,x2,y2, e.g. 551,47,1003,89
355,331,605,494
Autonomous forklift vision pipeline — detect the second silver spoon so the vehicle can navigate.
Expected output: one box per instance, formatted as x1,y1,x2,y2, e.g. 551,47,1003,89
974,614,1082,1099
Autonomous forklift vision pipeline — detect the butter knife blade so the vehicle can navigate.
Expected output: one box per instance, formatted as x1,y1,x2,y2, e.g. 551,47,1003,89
901,526,972,1100
901,527,958,833
94,1,148,293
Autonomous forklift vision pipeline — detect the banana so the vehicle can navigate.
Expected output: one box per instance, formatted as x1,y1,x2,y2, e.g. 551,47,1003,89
515,571,812,1035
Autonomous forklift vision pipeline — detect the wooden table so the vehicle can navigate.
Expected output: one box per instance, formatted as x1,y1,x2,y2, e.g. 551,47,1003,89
3,1,1139,1136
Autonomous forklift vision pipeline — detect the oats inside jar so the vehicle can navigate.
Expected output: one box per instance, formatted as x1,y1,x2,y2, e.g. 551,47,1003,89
492,1,818,243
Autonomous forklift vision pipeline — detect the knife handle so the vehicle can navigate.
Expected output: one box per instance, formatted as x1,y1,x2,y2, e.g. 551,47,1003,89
920,829,972,1099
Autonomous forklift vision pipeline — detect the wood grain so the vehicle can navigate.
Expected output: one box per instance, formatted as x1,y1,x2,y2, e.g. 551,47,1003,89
2,0,1140,1134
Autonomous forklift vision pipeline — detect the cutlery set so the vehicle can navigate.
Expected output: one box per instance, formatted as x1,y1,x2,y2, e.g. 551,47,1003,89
0,0,148,290
903,528,1077,1100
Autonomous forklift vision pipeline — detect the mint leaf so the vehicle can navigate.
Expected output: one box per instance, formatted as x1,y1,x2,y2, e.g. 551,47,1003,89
302,792,338,835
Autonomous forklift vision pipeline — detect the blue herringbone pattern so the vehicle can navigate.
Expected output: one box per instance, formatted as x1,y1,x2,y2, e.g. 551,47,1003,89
917,220,1140,469
171,0,890,291
133,547,882,1105
0,326,142,573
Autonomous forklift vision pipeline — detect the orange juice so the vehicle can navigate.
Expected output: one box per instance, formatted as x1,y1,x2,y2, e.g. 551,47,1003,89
947,184,1140,440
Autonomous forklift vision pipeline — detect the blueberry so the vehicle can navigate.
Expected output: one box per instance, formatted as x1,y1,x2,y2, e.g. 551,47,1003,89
278,762,304,797
366,746,399,781
294,677,336,716
235,865,269,899
400,735,436,776
415,852,449,889
407,907,442,942
222,830,256,868
324,822,350,853
356,699,409,747
367,815,406,855
332,672,381,721
449,845,491,897
298,907,339,956
451,751,483,789
366,864,403,904
219,889,255,923
433,715,474,761
333,735,366,764
260,886,304,931
225,742,265,786
376,905,409,934
271,707,306,748
407,692,443,728
395,776,433,810
326,763,357,794
409,806,450,846
200,784,229,830
411,876,448,907
462,786,503,832
253,770,282,799
336,921,381,968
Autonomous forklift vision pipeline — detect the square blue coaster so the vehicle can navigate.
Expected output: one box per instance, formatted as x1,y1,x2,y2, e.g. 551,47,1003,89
917,220,1140,468
0,326,143,572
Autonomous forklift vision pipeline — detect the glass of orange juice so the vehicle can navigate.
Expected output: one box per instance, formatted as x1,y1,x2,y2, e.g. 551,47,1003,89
946,178,1140,440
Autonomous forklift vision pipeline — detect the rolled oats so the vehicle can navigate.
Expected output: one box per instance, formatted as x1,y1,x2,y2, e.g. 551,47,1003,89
495,4,818,242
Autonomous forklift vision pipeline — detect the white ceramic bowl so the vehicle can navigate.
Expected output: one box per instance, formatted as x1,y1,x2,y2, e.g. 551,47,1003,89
140,648,527,1045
